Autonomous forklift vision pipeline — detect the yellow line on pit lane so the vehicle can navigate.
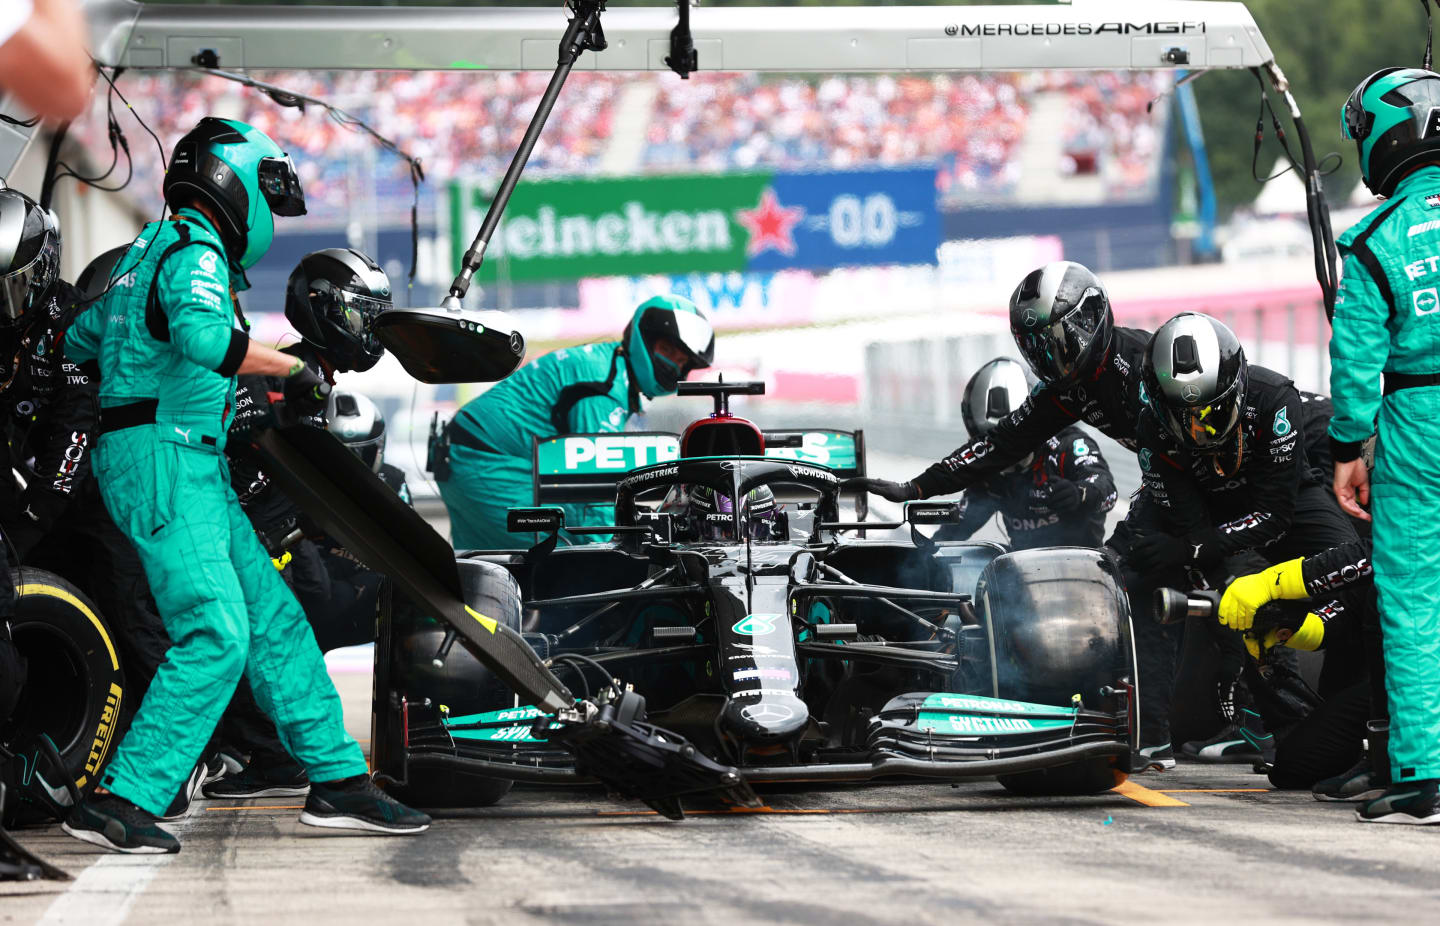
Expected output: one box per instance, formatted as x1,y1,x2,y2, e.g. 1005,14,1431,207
1153,789,1272,793
1112,780,1190,807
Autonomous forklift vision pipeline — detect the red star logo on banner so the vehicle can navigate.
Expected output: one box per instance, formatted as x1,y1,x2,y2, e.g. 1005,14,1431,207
736,188,805,257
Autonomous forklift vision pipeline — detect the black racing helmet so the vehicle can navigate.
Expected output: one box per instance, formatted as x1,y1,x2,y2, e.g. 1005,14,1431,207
961,357,1030,438
326,388,386,473
286,248,392,373
0,187,60,326
687,484,780,542
1009,261,1113,388
1141,312,1248,451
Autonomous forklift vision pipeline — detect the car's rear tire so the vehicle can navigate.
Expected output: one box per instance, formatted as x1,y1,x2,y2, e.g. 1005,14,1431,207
998,758,1126,796
372,560,523,810
1,568,124,824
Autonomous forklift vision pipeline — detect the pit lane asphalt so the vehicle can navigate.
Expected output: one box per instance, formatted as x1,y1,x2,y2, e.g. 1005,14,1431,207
6,665,1439,925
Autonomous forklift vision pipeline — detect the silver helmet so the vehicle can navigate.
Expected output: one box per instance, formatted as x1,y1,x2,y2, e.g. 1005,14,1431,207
326,388,386,473
1141,312,1247,450
961,357,1030,438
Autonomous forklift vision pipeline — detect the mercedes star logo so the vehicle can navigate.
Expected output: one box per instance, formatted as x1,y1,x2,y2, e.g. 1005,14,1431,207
1181,384,1202,403
741,703,796,724
1022,308,1039,327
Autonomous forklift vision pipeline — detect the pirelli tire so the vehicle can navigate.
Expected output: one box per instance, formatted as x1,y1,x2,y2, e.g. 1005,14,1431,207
373,560,524,810
976,548,1136,797
1,568,125,822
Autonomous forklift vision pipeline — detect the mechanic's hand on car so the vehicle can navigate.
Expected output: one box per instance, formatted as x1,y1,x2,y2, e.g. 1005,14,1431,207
1218,557,1306,631
282,362,331,417
1127,529,1206,573
841,477,919,503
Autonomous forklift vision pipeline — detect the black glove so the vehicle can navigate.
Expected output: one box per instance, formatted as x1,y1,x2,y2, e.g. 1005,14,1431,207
841,477,920,503
229,380,275,438
282,364,332,417
1127,529,1206,573
1048,478,1086,512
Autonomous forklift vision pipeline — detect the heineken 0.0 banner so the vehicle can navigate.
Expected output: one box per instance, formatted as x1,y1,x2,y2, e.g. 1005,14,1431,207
449,167,939,282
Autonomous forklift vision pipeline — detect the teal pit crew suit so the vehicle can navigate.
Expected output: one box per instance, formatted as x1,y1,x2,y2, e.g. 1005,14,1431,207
1332,164,1440,783
440,295,714,550
64,212,366,814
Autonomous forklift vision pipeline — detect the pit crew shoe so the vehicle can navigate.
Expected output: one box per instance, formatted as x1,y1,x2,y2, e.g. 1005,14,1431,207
1356,780,1440,825
204,763,310,799
159,759,208,821
299,775,431,834
62,794,180,854
203,748,244,785
1181,712,1273,764
1131,743,1176,773
1313,757,1385,803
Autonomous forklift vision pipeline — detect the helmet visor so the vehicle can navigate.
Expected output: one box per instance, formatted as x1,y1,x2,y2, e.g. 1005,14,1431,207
1158,378,1244,449
257,156,307,217
1017,288,1105,384
0,243,57,324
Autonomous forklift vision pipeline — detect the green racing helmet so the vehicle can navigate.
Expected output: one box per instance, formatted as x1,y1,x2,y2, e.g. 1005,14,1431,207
1343,68,1440,197
162,117,306,269
624,295,715,399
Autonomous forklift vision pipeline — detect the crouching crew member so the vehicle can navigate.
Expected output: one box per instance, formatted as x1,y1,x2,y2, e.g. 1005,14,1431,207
936,357,1116,549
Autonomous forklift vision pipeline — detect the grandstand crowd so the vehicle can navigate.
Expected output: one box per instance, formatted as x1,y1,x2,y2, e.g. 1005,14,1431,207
77,69,1168,223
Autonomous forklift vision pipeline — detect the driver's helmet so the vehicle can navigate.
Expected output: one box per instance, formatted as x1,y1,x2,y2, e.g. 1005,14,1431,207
1141,312,1247,452
688,484,779,542
1344,68,1440,197
1009,261,1113,388
163,117,306,269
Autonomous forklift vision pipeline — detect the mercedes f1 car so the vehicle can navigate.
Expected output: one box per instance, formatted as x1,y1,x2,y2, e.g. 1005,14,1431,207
361,382,1139,812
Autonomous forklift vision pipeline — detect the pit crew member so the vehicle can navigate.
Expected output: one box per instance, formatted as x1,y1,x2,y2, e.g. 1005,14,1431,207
437,295,714,550
1324,65,1440,824
1112,313,1356,770
60,117,428,853
845,262,1146,505
933,357,1115,549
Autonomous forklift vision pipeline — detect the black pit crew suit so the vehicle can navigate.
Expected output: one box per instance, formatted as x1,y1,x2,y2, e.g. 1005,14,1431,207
1261,541,1387,790
0,281,169,703
1111,366,1358,747
912,328,1150,497
935,425,1117,549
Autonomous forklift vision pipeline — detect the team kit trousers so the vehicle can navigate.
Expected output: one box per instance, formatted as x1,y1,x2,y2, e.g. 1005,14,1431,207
92,424,366,814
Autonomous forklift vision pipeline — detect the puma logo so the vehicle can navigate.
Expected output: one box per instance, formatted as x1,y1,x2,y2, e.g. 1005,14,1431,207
174,426,192,442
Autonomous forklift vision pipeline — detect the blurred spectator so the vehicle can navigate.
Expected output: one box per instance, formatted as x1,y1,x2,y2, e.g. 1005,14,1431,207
70,69,1167,222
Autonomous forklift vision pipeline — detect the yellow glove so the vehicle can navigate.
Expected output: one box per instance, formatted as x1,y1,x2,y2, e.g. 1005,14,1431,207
271,550,293,572
1243,613,1324,660
1219,558,1307,630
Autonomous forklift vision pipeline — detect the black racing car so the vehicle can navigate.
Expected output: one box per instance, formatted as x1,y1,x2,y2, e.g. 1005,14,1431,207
367,383,1139,810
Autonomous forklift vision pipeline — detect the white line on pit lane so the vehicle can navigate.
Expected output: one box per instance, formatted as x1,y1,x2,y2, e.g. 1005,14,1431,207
38,814,198,926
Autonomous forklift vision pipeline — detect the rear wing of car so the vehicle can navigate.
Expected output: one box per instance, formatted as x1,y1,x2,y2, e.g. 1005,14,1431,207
531,428,867,507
